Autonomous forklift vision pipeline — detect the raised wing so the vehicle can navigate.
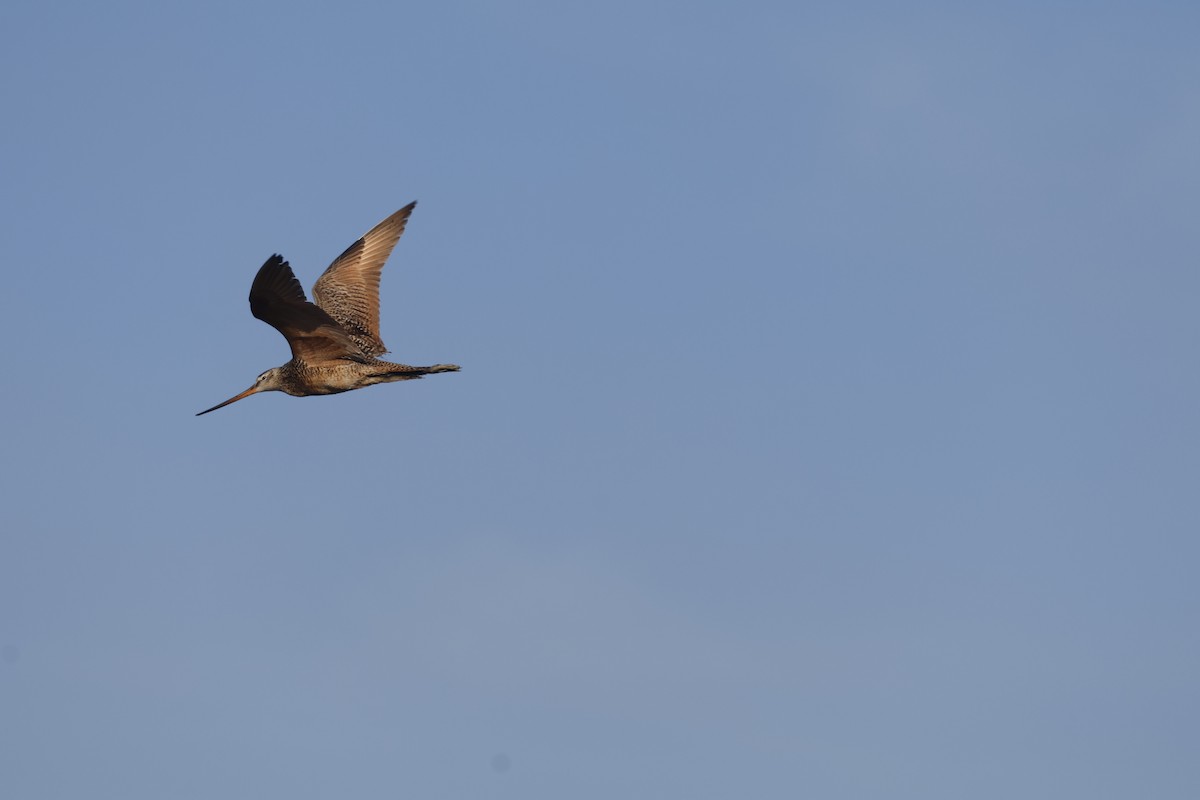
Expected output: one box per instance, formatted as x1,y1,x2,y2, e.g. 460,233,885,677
249,255,366,365
311,202,416,357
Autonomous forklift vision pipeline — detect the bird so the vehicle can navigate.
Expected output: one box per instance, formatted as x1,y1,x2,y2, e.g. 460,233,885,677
197,202,459,416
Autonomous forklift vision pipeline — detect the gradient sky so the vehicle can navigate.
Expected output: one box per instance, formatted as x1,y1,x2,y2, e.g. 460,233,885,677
3,2,1199,798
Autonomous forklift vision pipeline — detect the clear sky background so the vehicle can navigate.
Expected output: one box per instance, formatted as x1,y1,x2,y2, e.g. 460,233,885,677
2,1,1198,797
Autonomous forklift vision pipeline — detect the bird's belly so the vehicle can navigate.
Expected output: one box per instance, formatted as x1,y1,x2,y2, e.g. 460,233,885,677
295,365,362,395
298,384,351,396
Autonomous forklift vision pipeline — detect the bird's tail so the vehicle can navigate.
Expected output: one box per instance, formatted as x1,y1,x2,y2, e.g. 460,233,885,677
375,362,461,380
408,363,461,376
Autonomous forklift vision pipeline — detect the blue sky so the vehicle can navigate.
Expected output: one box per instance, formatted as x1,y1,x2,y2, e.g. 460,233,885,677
2,1,1199,797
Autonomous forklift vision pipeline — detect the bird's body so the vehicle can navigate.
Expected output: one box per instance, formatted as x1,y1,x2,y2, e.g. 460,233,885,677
257,358,460,397
198,202,459,416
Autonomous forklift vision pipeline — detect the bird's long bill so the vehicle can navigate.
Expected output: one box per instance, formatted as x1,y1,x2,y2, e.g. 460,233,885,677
195,385,261,416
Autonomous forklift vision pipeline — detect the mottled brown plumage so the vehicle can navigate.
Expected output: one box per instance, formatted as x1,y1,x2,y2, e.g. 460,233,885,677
197,203,459,416
313,205,412,357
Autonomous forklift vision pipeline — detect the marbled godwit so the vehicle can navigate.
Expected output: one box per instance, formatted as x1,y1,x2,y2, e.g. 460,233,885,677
197,202,459,416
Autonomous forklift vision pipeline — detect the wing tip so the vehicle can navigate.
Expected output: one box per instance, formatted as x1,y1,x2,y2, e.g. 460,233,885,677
392,200,417,222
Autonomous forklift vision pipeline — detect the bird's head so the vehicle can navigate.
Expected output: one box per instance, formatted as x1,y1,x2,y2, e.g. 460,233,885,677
195,367,285,416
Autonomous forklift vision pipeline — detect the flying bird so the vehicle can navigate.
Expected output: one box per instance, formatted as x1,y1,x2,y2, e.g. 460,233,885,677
197,202,459,416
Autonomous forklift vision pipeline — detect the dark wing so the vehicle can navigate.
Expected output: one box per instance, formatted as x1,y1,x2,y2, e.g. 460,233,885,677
311,202,416,357
249,255,366,365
